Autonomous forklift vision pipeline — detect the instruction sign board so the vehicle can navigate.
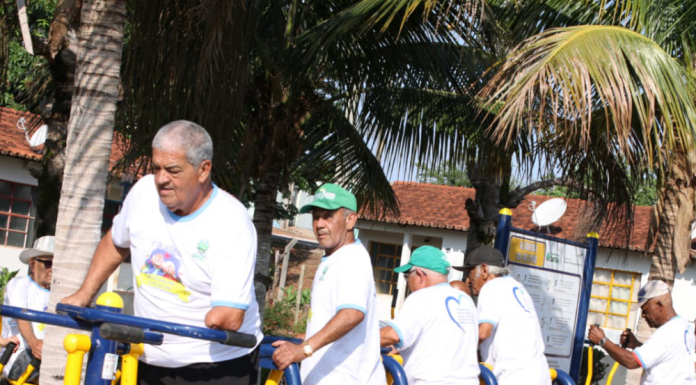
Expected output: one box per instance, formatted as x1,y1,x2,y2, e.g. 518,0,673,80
506,233,587,373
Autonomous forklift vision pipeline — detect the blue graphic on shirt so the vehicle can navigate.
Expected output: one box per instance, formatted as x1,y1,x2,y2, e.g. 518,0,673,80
137,246,191,302
513,286,531,313
445,295,468,333
141,248,183,284
684,326,695,353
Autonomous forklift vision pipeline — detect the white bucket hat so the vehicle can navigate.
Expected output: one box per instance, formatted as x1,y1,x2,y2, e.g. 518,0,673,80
19,236,55,264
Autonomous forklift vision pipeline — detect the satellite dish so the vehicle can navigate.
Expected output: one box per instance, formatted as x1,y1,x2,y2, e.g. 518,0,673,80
28,125,47,147
531,198,567,228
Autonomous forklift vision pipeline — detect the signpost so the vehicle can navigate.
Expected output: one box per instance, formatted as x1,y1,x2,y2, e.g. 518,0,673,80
494,209,598,383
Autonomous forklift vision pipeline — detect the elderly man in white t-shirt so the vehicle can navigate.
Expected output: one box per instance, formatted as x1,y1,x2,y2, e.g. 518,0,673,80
62,121,262,385
588,281,696,384
1,236,53,383
380,245,480,385
455,245,551,385
271,184,385,385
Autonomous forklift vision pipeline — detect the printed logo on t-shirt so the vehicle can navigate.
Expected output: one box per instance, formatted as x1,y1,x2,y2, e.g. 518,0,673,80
445,294,474,332
192,240,209,261
136,245,192,302
319,266,329,281
513,286,532,313
684,326,695,353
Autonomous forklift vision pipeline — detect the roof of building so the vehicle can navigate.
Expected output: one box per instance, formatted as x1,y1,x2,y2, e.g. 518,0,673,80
0,106,127,171
359,181,652,252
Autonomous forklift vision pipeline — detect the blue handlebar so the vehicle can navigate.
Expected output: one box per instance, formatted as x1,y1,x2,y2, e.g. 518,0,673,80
57,303,257,348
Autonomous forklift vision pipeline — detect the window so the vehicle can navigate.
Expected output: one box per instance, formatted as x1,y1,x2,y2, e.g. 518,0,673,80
369,242,402,295
588,268,641,330
0,180,38,248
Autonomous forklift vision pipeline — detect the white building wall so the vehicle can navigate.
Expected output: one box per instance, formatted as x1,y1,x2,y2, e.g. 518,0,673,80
0,157,39,276
356,221,468,320
0,157,39,187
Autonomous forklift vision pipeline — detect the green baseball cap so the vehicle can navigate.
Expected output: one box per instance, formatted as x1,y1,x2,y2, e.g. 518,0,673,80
300,183,358,214
394,246,450,275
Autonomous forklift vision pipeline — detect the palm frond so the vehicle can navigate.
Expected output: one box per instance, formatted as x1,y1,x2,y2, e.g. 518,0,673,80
481,25,696,177
297,102,399,219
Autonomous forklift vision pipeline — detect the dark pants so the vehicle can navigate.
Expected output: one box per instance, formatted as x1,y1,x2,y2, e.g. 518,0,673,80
8,350,39,384
138,347,259,385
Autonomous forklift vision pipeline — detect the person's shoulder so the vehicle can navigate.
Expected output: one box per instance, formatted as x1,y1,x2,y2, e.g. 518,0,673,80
5,275,28,290
124,175,158,201
336,241,370,264
211,185,250,216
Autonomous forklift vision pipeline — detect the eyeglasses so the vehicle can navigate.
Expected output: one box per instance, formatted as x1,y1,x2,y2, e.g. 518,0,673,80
34,259,53,268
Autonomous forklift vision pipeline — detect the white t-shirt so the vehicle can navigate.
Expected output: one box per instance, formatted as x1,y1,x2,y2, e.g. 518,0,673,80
0,275,50,375
478,276,551,385
111,174,262,367
388,283,480,385
301,241,385,385
633,315,696,385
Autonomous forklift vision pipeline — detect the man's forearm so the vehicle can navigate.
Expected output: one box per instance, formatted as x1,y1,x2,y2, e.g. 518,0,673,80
16,320,36,344
306,309,364,351
602,340,641,369
77,231,129,299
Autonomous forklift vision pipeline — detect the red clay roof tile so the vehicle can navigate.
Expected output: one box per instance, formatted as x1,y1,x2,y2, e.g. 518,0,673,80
0,106,126,170
359,181,652,252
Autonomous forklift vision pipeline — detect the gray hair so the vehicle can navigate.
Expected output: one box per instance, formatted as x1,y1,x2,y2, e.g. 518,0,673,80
342,208,356,217
475,264,511,278
152,120,213,166
415,267,448,280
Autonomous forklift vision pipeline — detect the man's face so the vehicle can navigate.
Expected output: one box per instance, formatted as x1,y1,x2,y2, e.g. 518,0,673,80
30,256,53,289
152,148,210,216
640,298,661,328
312,207,356,255
467,265,487,296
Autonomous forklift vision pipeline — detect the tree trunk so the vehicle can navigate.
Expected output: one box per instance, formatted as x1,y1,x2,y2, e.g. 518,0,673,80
35,29,79,238
39,1,126,384
253,164,282,317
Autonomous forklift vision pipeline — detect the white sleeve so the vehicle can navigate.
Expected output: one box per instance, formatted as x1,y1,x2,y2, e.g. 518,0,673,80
633,328,668,369
477,285,501,328
388,294,422,350
210,217,257,310
4,279,26,309
111,176,151,248
333,258,371,314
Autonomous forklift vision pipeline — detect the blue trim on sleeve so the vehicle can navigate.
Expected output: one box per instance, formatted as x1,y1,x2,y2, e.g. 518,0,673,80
336,304,366,314
387,322,405,349
211,300,249,310
168,184,219,222
28,276,49,293
479,319,497,327
633,350,647,369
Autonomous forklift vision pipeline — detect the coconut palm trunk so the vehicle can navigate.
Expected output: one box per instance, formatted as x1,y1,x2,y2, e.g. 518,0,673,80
252,165,283,315
39,1,126,383
627,146,696,385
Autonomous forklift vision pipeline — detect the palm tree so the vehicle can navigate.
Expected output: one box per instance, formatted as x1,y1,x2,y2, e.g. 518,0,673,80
481,2,696,383
39,1,127,383
116,0,484,311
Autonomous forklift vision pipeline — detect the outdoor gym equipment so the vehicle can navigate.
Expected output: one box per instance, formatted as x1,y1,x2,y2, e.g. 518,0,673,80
0,341,41,385
0,292,261,385
605,328,631,385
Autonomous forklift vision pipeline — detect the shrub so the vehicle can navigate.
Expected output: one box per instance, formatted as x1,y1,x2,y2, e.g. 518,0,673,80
577,346,609,385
